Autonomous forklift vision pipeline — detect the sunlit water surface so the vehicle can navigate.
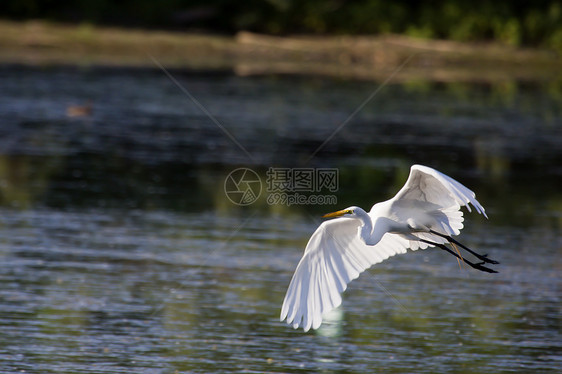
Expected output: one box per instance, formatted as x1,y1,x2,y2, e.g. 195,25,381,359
0,65,560,373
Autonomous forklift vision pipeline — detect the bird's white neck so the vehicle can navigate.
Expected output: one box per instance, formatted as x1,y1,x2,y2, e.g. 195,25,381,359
354,208,388,246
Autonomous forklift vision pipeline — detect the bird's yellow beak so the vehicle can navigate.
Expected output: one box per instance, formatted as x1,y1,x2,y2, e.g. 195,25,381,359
322,209,351,218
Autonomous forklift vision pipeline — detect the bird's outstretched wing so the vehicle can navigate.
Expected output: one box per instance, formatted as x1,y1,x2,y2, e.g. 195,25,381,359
382,164,487,248
280,217,409,332
392,164,487,217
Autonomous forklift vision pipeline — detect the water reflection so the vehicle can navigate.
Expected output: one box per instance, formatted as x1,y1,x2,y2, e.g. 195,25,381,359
0,65,560,373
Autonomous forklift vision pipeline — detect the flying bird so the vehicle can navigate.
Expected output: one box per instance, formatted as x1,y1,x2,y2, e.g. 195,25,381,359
280,164,498,332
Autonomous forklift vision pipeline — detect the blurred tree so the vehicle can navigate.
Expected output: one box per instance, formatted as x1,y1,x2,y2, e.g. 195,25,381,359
0,0,560,49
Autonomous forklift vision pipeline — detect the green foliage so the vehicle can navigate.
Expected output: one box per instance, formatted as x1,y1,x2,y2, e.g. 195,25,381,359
494,18,521,46
548,28,562,52
1,0,561,48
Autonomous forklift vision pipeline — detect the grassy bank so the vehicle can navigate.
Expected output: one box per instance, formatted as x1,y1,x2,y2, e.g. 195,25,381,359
0,20,559,82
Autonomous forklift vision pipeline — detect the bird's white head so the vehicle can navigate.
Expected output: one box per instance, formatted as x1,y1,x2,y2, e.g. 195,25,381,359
322,206,361,219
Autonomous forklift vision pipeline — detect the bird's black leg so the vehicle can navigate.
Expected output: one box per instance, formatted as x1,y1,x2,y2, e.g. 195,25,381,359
420,239,498,273
428,230,499,265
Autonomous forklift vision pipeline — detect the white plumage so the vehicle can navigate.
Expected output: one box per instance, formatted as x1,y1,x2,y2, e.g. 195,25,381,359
280,164,496,332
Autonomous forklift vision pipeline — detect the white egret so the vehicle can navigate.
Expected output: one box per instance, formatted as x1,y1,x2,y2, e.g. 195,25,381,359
280,164,498,332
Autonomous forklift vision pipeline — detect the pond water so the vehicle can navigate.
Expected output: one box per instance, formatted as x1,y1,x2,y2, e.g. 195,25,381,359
0,65,560,373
